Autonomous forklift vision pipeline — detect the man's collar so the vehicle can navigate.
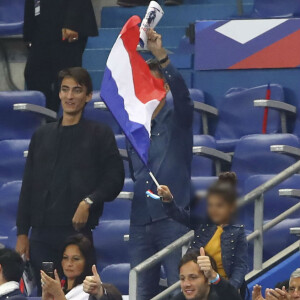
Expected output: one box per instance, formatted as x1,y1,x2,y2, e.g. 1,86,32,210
0,281,19,297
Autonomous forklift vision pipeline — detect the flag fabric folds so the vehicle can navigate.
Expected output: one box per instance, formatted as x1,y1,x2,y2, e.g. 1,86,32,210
100,15,166,166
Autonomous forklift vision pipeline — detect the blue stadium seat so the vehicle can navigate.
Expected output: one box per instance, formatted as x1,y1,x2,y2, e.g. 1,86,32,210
100,263,130,295
0,91,46,140
101,198,131,221
241,174,300,230
293,100,300,138
241,174,300,266
215,84,284,152
0,181,22,248
167,89,205,135
0,0,24,36
252,0,300,18
0,140,29,187
101,179,133,221
93,220,130,269
192,135,216,177
115,135,131,178
82,92,122,134
231,134,300,190
263,218,299,260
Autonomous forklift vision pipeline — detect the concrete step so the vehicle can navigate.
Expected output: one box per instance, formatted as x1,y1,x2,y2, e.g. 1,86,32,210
86,26,186,49
101,3,253,27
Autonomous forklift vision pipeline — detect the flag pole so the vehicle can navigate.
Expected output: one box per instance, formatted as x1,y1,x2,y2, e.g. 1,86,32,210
149,171,160,188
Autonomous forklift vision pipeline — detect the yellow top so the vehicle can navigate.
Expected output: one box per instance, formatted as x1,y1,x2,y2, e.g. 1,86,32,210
204,226,228,279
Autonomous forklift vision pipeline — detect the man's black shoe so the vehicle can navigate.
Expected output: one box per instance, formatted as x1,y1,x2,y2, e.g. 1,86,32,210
164,0,183,5
117,0,150,6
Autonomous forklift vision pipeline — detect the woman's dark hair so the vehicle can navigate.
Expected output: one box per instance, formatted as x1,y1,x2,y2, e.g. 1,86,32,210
58,67,93,95
59,234,94,291
0,248,24,282
178,250,217,274
207,172,238,205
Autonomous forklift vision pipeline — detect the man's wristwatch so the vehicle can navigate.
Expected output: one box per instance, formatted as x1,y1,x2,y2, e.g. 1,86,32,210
158,55,169,65
84,197,93,206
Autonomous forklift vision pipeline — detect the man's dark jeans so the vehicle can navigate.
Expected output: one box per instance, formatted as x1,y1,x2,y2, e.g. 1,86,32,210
129,218,188,300
29,226,95,295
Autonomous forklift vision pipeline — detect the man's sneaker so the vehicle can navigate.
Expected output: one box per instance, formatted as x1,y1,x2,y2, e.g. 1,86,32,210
117,0,150,6
164,0,183,5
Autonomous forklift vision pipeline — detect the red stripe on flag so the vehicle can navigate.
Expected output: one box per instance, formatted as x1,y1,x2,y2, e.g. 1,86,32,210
119,16,166,104
229,29,300,69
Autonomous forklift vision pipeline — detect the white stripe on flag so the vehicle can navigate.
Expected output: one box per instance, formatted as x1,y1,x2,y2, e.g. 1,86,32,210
107,37,160,136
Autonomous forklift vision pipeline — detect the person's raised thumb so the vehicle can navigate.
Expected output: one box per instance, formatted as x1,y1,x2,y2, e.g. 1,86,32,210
92,264,99,277
200,247,206,256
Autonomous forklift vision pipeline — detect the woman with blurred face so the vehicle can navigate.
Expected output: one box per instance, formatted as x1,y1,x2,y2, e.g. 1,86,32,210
159,172,248,298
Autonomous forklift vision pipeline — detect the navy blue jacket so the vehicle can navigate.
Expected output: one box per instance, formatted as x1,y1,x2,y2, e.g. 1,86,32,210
127,63,194,225
0,289,27,300
163,200,248,289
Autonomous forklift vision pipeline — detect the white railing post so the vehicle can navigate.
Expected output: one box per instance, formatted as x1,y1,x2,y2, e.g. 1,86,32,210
253,194,264,270
129,269,137,300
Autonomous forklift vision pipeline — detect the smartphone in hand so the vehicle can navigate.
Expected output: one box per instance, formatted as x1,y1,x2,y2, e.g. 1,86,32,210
42,262,54,279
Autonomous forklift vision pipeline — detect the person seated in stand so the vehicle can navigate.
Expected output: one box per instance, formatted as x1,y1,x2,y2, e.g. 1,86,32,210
252,268,300,300
0,248,26,300
173,250,242,300
40,235,122,300
158,172,248,293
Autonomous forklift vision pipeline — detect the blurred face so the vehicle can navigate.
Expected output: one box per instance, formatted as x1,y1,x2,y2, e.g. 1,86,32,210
180,261,209,300
207,194,235,225
150,70,170,94
150,70,169,120
61,245,85,281
59,77,92,116
289,278,300,299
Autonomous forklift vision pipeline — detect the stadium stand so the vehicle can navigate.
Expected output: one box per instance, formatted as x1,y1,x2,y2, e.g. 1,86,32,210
247,250,300,294
231,134,300,190
251,0,300,18
0,181,22,248
0,139,29,186
242,174,300,262
1,0,300,298
0,91,56,140
214,84,284,152
0,0,24,36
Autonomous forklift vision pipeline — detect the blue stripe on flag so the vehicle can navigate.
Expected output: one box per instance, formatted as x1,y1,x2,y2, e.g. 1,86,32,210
101,67,150,166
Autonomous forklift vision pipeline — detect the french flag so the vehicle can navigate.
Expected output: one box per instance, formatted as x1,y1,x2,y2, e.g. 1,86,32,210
100,15,166,166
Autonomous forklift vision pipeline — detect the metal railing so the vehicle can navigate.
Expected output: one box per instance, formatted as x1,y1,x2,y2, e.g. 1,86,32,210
129,159,300,300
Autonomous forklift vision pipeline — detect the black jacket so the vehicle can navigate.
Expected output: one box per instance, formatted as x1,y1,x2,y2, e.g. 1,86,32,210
0,289,27,300
172,278,242,300
92,283,122,300
16,119,125,235
23,0,98,43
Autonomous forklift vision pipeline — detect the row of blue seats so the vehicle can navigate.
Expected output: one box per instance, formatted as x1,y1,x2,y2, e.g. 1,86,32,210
1,134,299,293
1,0,300,37
1,176,299,293
1,133,299,245
1,90,300,293
1,84,300,152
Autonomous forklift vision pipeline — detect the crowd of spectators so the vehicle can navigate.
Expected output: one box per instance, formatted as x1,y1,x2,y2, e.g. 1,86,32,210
0,1,297,300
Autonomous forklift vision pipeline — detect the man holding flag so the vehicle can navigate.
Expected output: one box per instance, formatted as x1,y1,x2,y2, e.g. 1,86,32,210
127,29,193,298
100,15,193,298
